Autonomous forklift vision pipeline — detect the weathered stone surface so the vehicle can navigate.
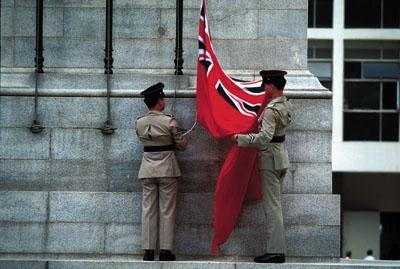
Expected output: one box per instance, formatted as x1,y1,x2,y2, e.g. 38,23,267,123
162,9,258,40
0,223,46,253
105,224,141,253
287,131,331,163
0,97,36,128
113,39,175,69
0,160,108,191
0,261,46,269
47,223,104,253
1,0,14,7
258,10,307,39
0,8,14,37
15,38,104,68
175,224,339,257
109,161,142,192
49,192,141,223
14,8,63,37
0,128,50,159
0,191,48,222
259,0,308,10
64,8,105,38
285,225,340,257
283,162,332,194
0,73,33,88
0,38,14,67
289,99,332,131
114,9,160,39
51,129,139,161
0,160,50,191
211,39,307,70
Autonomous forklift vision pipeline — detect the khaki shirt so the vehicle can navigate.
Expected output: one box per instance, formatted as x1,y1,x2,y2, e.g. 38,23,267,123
135,110,187,178
237,96,292,170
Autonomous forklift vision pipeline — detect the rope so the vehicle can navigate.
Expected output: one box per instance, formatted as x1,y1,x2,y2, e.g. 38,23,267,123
172,74,197,136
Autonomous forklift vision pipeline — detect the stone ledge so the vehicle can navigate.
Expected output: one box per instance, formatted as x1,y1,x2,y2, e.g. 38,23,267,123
0,70,330,98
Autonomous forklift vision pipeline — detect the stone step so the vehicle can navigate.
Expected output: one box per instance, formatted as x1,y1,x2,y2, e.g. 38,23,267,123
0,191,339,226
0,256,400,269
0,72,191,96
0,70,328,97
0,191,340,257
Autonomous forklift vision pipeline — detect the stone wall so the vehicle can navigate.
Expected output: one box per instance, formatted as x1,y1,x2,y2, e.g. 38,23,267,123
1,0,307,70
0,0,339,261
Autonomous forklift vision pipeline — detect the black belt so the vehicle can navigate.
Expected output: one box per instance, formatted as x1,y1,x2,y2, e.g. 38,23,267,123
270,136,285,143
144,144,175,152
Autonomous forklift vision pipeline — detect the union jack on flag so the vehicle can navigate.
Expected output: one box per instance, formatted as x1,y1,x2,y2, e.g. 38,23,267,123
196,0,269,255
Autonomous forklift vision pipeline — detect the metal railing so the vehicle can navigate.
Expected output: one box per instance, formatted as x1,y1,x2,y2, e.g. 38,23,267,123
100,0,116,135
174,0,184,75
31,0,44,134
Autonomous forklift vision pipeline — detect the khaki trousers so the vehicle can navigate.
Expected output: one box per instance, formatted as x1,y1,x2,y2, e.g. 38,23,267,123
260,169,286,254
141,177,178,250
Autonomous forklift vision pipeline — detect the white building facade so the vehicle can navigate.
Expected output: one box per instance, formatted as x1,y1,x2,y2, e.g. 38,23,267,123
307,0,400,260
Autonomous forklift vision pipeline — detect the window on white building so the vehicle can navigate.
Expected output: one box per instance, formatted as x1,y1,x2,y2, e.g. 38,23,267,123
308,0,333,28
345,0,400,28
308,40,333,90
343,41,400,141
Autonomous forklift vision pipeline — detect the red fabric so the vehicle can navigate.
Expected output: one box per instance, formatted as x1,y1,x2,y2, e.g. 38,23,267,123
196,0,269,255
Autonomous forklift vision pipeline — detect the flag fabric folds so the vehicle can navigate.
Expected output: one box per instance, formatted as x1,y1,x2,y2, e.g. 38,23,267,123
196,0,269,255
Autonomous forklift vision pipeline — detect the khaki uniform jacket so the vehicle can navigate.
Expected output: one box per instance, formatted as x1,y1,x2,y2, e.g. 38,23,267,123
237,96,292,170
135,110,187,178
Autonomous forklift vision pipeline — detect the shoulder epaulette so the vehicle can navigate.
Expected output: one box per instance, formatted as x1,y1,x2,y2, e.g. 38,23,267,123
165,114,174,118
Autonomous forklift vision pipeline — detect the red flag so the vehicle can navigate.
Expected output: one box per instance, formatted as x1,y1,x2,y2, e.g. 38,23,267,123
196,0,269,255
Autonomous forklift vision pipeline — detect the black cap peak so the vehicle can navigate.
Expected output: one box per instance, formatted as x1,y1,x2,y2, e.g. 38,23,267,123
140,82,166,97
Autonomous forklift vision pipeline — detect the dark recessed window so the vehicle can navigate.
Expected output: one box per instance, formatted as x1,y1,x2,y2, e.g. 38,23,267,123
345,62,362,78
308,40,333,91
308,0,333,28
382,82,398,109
308,48,314,58
346,0,400,28
382,113,399,141
343,41,400,142
346,0,381,28
383,49,400,60
344,82,380,109
321,81,332,90
315,48,333,58
383,0,400,28
345,49,381,59
308,0,314,27
316,0,333,27
344,113,380,141
363,63,400,78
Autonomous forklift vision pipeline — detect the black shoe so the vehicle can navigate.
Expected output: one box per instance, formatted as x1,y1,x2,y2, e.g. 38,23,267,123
159,249,176,261
254,253,285,263
143,249,154,261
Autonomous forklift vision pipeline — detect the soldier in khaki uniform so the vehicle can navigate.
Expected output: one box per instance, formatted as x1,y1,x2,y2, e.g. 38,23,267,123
232,70,292,263
135,82,187,261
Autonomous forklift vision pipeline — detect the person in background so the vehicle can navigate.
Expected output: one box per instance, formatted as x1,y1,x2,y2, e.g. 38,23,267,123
364,249,376,260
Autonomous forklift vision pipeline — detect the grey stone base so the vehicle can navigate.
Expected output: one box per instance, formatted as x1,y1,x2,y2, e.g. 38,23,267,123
0,257,400,269
0,71,337,260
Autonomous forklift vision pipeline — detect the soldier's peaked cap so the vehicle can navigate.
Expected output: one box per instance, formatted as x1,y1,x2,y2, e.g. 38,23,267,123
259,70,287,84
140,82,166,97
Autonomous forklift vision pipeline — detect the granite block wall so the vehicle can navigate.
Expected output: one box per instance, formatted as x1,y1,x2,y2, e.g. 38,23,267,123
0,0,338,261
1,0,307,70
